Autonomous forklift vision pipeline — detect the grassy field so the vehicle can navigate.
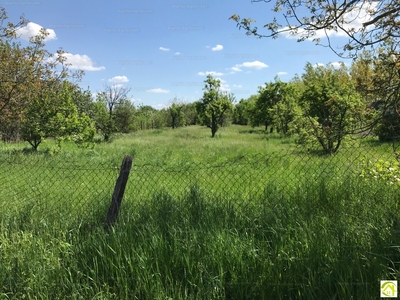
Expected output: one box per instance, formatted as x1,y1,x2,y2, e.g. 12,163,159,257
0,125,399,299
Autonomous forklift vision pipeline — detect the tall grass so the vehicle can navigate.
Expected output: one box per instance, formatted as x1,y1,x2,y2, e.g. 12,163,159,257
0,125,399,299
1,177,399,299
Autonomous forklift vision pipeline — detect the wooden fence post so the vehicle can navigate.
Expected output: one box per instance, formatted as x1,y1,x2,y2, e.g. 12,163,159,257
105,155,133,228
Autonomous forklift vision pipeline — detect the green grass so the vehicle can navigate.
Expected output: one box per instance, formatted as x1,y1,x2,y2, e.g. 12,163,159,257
0,125,399,299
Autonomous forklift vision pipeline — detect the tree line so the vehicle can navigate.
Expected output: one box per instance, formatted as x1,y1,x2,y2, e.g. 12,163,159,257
232,45,400,154
1,6,399,154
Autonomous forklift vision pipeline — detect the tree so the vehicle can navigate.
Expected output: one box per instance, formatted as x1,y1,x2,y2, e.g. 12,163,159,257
0,7,82,142
102,84,131,120
196,74,234,137
269,80,303,136
93,99,113,141
296,62,364,153
68,82,95,119
135,105,160,130
182,102,198,126
0,7,27,42
350,50,377,104
114,99,136,133
218,92,235,127
96,84,131,141
350,43,400,140
230,0,400,58
168,98,185,129
231,2,400,138
21,81,95,151
251,77,287,132
233,95,257,125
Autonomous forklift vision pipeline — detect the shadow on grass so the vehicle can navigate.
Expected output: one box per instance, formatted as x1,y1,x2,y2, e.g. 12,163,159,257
238,129,267,135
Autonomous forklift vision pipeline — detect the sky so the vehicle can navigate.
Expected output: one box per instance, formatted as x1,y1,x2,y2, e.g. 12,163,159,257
4,0,371,109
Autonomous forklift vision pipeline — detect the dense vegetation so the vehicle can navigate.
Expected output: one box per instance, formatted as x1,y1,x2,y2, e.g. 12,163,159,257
1,4,400,299
0,126,400,299
1,7,399,153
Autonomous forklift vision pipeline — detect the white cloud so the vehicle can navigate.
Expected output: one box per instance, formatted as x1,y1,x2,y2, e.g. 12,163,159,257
277,71,288,75
108,75,129,83
230,65,243,72
233,84,242,88
312,62,346,69
16,22,56,41
147,88,170,93
313,63,325,68
61,53,105,71
198,71,224,76
175,52,181,55
159,47,170,51
216,78,230,92
153,103,168,110
241,61,268,70
328,61,345,68
211,44,223,51
230,61,268,73
112,84,124,89
281,2,378,40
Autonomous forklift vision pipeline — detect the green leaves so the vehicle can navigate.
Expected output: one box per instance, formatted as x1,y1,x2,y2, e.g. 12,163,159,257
250,77,303,135
231,0,400,59
197,75,233,137
168,100,186,129
360,158,400,186
21,81,95,150
296,62,364,153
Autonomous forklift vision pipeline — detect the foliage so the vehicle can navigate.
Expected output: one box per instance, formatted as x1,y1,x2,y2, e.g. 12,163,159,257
360,157,400,186
250,79,279,131
0,127,399,298
350,50,376,105
295,62,364,153
232,95,257,125
114,99,136,133
20,81,95,151
93,99,114,141
167,98,185,129
349,42,400,140
181,101,198,125
68,82,95,118
135,104,163,130
96,84,131,141
230,0,400,58
0,7,82,142
374,108,400,141
370,43,400,140
196,74,234,137
230,1,400,140
253,77,303,135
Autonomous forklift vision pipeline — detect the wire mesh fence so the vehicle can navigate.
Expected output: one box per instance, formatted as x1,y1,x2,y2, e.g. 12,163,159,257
0,139,399,228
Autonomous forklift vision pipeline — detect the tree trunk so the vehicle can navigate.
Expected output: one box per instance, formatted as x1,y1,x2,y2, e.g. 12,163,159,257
211,115,218,137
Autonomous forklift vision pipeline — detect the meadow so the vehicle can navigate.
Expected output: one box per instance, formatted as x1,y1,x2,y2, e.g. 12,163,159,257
0,125,399,299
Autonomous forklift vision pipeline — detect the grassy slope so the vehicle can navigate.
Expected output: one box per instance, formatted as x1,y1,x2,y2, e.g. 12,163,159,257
0,125,399,299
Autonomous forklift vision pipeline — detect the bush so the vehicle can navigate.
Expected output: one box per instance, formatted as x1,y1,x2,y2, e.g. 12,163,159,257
359,157,400,185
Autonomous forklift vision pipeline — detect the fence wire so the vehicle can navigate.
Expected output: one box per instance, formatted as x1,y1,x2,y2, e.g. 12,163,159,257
0,140,399,227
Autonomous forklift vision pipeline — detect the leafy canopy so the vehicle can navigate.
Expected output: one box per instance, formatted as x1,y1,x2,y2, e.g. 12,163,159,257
196,74,234,137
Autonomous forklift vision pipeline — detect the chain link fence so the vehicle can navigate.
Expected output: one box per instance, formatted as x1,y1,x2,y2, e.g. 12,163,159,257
1,138,399,228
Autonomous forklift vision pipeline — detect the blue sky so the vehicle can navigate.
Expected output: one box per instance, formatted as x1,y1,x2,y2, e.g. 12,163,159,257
4,0,365,109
